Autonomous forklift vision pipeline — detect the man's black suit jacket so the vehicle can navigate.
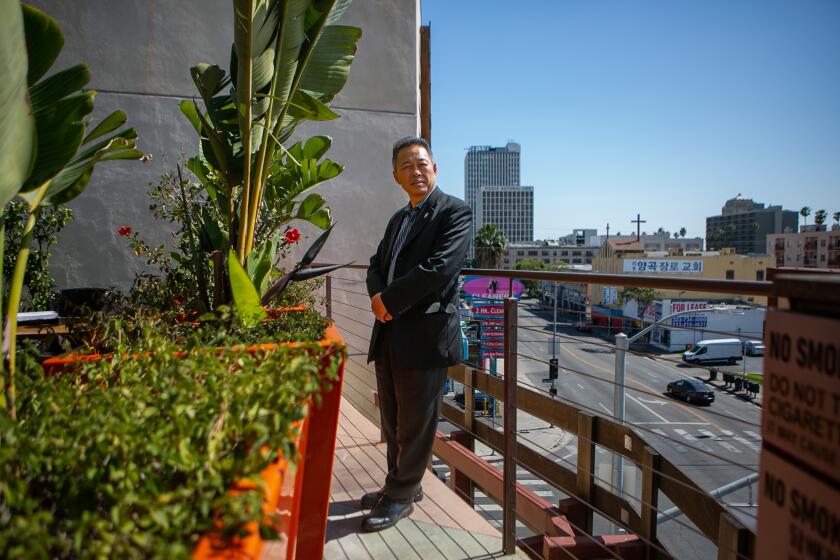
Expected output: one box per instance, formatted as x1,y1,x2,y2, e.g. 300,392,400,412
367,187,471,370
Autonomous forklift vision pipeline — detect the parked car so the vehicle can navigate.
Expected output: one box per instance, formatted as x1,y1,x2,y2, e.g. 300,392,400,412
682,338,743,364
743,340,765,356
454,390,494,415
667,379,715,405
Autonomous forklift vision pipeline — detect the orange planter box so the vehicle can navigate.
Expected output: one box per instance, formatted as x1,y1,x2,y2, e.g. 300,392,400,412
41,323,346,560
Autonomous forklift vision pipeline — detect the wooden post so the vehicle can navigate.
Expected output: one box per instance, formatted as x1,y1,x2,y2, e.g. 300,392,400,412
419,25,431,145
450,430,474,507
456,364,475,507
325,275,332,319
717,511,750,560
576,412,595,535
464,366,475,436
640,446,661,558
503,297,518,555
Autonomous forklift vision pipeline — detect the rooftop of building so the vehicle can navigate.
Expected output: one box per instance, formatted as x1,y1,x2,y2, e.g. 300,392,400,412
466,142,520,153
604,237,644,252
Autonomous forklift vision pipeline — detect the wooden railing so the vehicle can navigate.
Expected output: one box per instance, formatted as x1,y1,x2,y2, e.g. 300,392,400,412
323,265,784,559
436,362,753,559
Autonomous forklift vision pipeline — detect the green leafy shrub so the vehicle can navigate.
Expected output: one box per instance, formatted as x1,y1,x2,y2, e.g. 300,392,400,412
0,327,341,558
121,167,329,317
77,306,331,355
2,201,74,311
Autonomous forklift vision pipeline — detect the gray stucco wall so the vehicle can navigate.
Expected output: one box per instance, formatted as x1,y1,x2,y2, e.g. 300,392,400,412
29,0,419,291
29,0,420,425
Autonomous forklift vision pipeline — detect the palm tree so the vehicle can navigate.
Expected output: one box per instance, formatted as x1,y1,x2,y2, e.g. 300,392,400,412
672,231,679,239
833,211,840,228
800,206,811,226
814,209,827,230
474,224,507,269
679,227,687,238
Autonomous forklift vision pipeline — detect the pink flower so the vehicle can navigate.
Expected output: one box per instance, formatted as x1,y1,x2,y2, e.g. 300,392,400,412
118,226,133,236
285,227,301,244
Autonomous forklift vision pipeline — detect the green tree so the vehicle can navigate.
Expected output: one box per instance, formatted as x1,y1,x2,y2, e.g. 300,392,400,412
513,258,546,294
679,226,687,238
800,206,811,226
474,224,506,269
617,286,659,308
833,211,840,227
814,209,827,228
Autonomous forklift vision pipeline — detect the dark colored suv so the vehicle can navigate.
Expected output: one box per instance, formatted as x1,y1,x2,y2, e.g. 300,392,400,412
667,379,715,405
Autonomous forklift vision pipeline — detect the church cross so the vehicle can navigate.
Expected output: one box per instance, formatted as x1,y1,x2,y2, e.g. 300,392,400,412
631,214,646,241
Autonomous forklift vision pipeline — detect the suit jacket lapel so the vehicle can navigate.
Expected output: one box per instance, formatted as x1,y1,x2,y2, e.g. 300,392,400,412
399,187,441,254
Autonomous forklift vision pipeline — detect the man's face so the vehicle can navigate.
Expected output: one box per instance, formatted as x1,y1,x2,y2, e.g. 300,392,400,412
393,144,437,204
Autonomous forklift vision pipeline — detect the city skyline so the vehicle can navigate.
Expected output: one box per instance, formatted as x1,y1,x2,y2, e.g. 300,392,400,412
421,0,839,241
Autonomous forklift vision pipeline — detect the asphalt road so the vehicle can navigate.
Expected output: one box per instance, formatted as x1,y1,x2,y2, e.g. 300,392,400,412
445,300,764,559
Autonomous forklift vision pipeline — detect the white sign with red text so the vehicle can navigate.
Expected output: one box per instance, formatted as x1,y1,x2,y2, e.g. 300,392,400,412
670,301,708,314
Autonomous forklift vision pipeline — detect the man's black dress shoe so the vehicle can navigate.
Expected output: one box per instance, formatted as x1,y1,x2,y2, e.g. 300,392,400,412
361,496,414,532
360,486,423,510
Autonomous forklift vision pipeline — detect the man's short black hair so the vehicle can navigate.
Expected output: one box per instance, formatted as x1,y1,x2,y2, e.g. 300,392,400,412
392,137,432,167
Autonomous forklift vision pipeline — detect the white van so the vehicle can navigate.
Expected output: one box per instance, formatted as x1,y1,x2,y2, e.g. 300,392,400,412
682,339,743,364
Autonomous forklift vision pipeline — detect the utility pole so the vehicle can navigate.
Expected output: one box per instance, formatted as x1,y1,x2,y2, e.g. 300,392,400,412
544,283,559,395
606,222,610,239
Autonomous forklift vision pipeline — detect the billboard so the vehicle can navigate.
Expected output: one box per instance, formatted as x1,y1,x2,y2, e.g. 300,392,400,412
463,276,525,301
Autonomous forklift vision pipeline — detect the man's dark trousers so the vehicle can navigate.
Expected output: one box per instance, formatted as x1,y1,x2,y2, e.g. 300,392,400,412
374,324,447,500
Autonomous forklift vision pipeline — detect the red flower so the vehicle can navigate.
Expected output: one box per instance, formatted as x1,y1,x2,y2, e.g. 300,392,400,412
285,227,301,244
118,226,133,236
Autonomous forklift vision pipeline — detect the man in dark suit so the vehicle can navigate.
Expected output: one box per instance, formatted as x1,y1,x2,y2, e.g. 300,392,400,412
362,137,471,532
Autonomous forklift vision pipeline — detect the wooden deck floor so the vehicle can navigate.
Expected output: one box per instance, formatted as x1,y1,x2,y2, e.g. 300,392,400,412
263,398,526,559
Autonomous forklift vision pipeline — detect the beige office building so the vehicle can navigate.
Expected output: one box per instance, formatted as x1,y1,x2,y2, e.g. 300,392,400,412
591,239,770,306
767,226,840,269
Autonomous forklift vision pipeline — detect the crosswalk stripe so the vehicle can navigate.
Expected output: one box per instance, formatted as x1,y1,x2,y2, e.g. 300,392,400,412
745,430,761,440
653,428,687,452
519,479,548,486
674,428,713,452
704,430,743,454
693,428,746,454
734,435,760,452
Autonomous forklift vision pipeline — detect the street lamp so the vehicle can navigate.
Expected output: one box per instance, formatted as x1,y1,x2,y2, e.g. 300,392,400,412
610,305,730,500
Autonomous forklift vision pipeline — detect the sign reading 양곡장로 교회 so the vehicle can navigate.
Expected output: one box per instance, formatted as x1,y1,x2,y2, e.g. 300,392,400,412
762,310,840,482
757,449,840,559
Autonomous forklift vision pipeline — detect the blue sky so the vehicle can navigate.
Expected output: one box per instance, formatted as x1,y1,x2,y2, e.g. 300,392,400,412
420,0,840,240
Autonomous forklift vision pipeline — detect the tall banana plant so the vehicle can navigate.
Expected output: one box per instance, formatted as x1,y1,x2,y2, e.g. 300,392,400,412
0,2,145,419
184,0,361,263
